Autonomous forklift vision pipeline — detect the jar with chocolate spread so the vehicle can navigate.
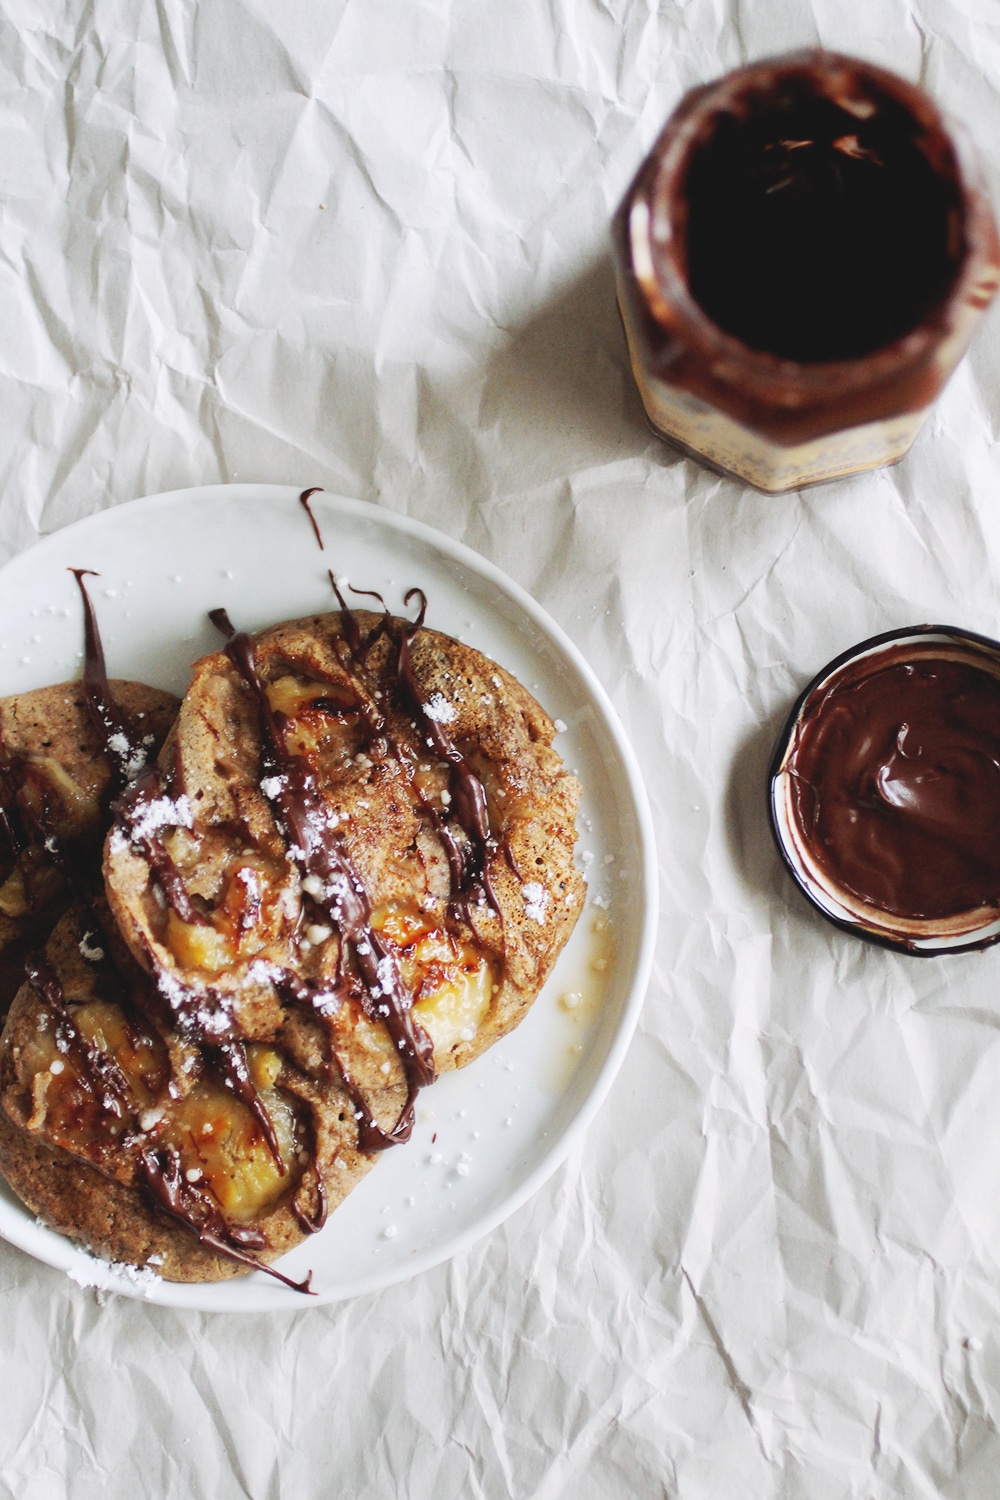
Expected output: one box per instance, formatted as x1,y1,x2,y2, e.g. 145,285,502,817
612,51,1000,492
770,626,1000,953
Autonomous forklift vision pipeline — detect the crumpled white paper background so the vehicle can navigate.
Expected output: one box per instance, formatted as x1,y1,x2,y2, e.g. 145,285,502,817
3,0,1000,1495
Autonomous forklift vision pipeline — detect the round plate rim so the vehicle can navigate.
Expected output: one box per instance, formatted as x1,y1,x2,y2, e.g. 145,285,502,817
0,483,659,1311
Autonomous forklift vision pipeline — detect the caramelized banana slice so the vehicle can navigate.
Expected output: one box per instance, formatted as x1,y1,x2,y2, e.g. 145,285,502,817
105,609,585,1104
0,906,399,1283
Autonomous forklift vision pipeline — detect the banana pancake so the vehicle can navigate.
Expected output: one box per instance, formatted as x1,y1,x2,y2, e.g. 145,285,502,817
0,679,178,1020
0,902,393,1284
104,601,586,1152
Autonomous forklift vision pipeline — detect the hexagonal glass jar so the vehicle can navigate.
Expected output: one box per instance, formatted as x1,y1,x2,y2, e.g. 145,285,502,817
612,51,1000,493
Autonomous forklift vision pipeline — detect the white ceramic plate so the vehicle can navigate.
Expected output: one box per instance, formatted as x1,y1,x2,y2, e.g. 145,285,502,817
0,484,657,1310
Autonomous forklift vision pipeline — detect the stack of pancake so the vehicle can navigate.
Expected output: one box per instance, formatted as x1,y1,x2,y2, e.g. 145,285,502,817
0,603,585,1287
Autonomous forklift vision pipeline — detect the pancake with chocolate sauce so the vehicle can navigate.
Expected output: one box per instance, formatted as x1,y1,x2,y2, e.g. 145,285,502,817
0,902,393,1283
1,586,584,1288
0,679,178,1020
104,604,585,1157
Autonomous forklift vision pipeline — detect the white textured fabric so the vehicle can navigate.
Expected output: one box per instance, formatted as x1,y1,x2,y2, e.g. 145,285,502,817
4,2,1000,1496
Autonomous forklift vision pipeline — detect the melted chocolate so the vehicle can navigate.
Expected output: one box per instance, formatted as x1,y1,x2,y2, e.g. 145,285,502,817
71,570,152,793
786,644,1000,920
328,574,500,921
210,609,436,1150
0,772,26,860
0,577,122,924
25,954,131,1122
58,576,302,1289
212,1038,286,1173
290,1153,329,1234
394,587,500,918
299,488,325,552
25,936,312,1288
114,769,202,924
139,1145,312,1293
26,946,311,1289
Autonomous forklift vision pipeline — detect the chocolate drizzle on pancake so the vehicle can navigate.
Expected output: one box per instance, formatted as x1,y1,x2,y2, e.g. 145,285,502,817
22,949,312,1292
395,587,501,920
51,574,309,1290
208,606,436,1151
138,1146,311,1293
326,569,502,924
25,954,131,1122
0,773,27,862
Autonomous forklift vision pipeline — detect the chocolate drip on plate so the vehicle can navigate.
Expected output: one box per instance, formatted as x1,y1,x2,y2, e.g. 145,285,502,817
71,571,152,794
298,488,326,552
139,1145,313,1293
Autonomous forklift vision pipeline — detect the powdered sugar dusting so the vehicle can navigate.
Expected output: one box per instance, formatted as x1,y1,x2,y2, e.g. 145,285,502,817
521,882,549,924
423,693,457,724
127,794,192,842
107,730,149,780
78,933,105,962
66,1250,163,1299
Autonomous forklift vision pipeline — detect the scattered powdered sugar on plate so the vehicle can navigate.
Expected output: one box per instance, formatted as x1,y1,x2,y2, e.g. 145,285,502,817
66,1250,163,1300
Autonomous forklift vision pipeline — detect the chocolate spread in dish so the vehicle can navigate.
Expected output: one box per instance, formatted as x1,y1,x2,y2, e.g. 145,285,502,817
785,643,1000,921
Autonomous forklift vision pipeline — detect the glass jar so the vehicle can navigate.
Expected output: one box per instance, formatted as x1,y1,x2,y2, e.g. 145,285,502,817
612,51,1000,492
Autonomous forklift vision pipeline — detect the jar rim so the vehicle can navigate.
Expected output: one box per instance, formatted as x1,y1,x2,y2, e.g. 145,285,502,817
768,624,1000,956
635,49,996,406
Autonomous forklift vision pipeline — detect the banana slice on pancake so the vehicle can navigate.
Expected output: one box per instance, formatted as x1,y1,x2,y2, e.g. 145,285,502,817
104,607,585,1143
0,902,395,1283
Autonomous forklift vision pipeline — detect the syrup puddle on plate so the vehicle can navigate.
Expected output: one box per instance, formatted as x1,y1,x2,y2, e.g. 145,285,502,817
540,908,616,1096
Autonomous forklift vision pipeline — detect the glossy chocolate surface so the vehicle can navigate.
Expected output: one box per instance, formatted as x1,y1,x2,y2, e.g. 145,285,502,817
685,82,960,362
65,573,313,1291
785,642,1000,921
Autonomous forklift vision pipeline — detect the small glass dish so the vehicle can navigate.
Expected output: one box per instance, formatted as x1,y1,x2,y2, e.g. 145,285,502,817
768,624,1000,955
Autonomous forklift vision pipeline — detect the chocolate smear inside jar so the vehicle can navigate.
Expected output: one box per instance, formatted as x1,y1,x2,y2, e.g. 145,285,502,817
683,74,964,362
773,632,1000,948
